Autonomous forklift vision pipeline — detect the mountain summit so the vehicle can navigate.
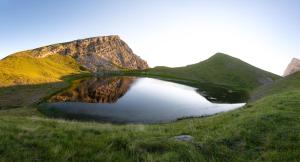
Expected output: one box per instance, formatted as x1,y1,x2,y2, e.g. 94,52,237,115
148,53,280,91
283,58,300,76
0,35,148,86
24,35,148,72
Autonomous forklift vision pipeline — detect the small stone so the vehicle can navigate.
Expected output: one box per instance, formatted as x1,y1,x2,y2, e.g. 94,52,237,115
172,135,194,142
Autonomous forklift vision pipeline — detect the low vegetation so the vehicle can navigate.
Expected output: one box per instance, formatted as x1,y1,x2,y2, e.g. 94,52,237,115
0,72,299,161
146,53,281,91
251,71,300,100
0,53,299,161
0,52,84,86
0,52,90,109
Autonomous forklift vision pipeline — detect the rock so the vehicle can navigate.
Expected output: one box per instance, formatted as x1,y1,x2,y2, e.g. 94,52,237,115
172,135,194,142
30,35,148,72
283,58,300,76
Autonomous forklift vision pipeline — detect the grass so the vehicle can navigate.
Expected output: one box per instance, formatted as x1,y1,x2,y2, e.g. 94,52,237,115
146,53,281,91
0,53,299,161
0,85,299,161
0,73,92,109
251,71,300,100
0,51,85,86
0,83,67,109
0,52,90,109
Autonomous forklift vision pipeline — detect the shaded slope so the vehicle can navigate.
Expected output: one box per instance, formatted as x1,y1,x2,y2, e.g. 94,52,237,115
251,71,300,101
147,53,281,91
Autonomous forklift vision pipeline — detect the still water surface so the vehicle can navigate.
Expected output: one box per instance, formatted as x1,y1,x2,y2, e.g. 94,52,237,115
40,77,245,123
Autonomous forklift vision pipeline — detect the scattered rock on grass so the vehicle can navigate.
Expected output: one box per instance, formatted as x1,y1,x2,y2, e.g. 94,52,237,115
172,135,194,142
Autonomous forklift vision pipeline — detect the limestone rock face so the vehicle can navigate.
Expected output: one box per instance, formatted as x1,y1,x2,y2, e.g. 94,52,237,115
31,35,148,72
283,58,300,76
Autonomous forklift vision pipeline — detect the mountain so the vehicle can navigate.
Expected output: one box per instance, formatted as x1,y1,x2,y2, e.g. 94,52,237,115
27,35,148,72
283,58,300,76
0,35,148,86
147,53,281,91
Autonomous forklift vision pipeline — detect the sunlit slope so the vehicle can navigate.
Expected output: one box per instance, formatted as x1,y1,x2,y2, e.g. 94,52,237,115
0,52,84,86
147,53,281,91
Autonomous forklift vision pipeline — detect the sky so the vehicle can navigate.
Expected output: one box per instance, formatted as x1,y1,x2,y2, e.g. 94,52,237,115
0,0,299,75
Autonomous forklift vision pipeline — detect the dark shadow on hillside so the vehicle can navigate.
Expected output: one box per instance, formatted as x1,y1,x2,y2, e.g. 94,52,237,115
0,73,90,110
195,83,249,103
183,82,249,103
139,76,249,103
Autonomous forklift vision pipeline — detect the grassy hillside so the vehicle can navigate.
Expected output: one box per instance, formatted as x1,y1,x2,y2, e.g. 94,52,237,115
0,52,89,109
0,72,299,161
147,53,281,91
251,71,300,100
0,51,84,87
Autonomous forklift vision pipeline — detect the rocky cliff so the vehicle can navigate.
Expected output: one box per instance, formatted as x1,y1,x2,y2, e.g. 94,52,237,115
283,58,300,76
29,35,148,72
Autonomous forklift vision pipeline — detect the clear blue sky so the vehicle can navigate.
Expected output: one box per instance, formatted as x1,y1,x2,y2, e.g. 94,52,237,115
0,0,299,75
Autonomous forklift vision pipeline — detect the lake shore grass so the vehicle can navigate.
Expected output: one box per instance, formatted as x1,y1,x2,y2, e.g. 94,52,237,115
0,72,299,161
0,73,92,110
0,90,299,161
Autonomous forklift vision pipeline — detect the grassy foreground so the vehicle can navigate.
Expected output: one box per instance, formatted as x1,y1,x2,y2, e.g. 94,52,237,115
0,73,300,161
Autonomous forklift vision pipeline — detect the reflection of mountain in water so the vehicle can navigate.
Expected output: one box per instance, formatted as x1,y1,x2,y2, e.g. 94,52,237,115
195,83,248,103
50,77,135,103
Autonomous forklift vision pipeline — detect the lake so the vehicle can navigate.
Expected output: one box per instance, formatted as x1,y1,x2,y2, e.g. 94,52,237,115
40,76,246,124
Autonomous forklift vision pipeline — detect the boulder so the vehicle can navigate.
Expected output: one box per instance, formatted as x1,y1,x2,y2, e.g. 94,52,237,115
284,58,300,76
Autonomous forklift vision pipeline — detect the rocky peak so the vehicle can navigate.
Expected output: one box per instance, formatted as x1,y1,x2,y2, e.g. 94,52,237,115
283,58,300,76
31,35,148,72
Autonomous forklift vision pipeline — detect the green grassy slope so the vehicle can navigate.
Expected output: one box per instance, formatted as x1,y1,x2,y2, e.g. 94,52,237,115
251,71,300,100
147,53,281,91
0,51,84,87
0,72,299,161
0,52,89,109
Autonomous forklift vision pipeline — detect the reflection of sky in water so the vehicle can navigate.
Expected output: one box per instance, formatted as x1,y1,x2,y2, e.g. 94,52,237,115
43,77,245,124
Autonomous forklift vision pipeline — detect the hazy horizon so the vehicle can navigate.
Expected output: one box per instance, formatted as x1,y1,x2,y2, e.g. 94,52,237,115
1,0,299,75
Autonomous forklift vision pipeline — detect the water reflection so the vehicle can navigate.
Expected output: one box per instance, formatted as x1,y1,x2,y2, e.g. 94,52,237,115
41,77,246,124
50,77,135,103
